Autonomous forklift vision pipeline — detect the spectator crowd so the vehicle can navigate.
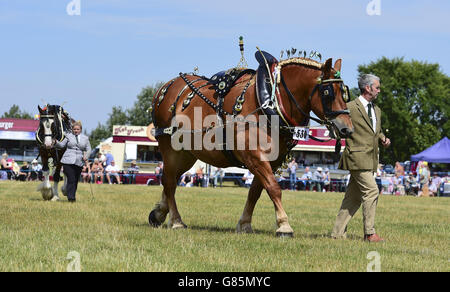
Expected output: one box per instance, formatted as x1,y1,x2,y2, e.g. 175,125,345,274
375,161,449,197
1,151,449,197
0,152,145,185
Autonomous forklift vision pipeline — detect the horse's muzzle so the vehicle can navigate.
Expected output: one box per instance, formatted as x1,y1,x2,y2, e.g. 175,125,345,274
331,118,354,139
338,126,353,138
44,137,56,150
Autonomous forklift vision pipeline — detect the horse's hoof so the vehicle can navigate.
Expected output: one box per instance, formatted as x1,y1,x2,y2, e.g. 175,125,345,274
41,189,53,201
236,222,253,234
276,232,294,238
171,222,187,229
148,210,162,227
51,196,60,202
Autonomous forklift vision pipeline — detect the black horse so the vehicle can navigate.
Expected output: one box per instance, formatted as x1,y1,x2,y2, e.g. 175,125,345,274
35,105,72,201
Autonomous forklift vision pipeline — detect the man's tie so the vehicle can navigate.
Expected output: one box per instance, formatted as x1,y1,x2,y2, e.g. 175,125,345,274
76,135,79,144
367,103,374,129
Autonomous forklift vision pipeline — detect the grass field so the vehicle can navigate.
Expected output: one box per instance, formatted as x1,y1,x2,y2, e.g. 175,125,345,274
0,180,448,272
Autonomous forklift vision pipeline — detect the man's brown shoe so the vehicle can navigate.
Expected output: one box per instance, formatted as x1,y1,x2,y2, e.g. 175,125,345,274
364,234,384,242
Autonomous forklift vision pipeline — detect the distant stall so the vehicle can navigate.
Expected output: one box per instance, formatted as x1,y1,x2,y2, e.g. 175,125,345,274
111,125,161,172
0,118,40,162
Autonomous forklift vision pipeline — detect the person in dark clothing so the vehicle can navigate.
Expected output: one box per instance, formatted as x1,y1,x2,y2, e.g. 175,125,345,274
17,162,30,181
56,121,91,202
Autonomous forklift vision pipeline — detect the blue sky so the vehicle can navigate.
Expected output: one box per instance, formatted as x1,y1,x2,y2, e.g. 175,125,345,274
1,0,449,132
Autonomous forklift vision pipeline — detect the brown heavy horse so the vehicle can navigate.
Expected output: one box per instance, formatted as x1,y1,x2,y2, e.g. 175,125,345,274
36,105,72,201
149,50,354,237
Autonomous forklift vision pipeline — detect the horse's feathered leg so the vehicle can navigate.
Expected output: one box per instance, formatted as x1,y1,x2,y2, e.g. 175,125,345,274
37,170,53,200
149,136,196,229
239,151,294,237
37,149,53,200
51,166,62,201
236,178,264,233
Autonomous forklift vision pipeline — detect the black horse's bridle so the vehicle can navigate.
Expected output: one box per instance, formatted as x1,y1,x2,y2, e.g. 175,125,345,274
280,73,350,127
36,115,54,145
279,71,352,154
36,112,65,146
311,78,351,117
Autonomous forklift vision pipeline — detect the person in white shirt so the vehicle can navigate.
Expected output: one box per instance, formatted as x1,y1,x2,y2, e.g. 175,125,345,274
105,160,121,184
288,158,298,191
312,167,325,192
300,167,312,190
242,170,254,188
429,174,442,197
212,168,225,188
30,159,43,181
358,94,377,132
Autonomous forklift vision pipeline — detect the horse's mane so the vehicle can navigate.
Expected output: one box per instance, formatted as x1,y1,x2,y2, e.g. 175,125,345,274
277,57,323,70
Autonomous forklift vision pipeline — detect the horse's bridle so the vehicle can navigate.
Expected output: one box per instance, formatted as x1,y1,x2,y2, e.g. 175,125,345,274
311,77,351,117
280,73,350,128
278,69,351,154
36,113,65,145
36,115,54,145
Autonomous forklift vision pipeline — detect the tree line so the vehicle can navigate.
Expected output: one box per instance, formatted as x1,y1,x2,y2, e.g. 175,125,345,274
88,83,163,147
2,58,449,165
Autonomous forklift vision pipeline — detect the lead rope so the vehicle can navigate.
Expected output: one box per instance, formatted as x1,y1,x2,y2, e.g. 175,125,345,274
88,178,95,202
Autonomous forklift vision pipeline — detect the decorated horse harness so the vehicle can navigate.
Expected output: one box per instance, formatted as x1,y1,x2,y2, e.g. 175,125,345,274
151,40,351,168
35,104,72,162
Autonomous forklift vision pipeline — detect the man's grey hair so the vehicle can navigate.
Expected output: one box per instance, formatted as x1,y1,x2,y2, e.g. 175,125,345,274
358,74,380,93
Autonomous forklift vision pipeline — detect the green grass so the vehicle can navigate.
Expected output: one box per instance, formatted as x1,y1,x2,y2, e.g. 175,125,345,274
0,180,449,272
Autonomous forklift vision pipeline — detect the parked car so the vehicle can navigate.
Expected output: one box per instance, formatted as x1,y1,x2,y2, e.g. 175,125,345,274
383,164,394,174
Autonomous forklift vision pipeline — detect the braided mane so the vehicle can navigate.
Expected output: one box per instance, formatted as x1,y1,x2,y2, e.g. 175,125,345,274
278,57,323,70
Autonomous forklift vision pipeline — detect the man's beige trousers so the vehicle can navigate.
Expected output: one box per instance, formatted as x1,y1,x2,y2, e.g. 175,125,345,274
331,170,379,237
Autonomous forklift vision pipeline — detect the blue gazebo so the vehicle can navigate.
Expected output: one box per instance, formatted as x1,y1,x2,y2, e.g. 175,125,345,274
411,137,450,163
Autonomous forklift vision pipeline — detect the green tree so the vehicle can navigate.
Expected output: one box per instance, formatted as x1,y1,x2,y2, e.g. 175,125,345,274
88,123,110,149
87,83,161,147
127,83,163,126
88,106,127,148
357,57,449,164
2,105,33,119
106,106,129,133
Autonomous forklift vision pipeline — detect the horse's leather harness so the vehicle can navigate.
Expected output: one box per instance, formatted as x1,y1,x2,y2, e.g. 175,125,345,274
36,105,68,145
35,105,71,165
153,50,351,167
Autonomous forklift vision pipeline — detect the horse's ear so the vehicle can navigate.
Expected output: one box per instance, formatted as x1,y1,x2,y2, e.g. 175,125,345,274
38,105,43,113
334,59,342,73
323,58,333,78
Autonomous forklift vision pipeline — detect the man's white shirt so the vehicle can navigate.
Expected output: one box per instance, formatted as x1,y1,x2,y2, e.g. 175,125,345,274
106,165,119,173
358,95,377,132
